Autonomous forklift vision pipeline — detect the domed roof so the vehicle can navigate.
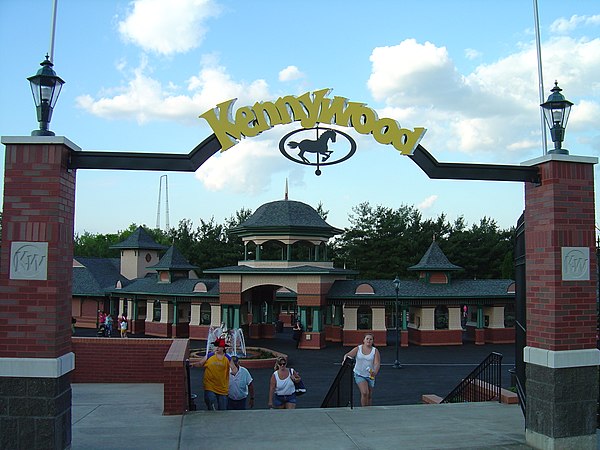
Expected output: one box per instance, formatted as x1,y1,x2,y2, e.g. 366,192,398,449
231,200,342,238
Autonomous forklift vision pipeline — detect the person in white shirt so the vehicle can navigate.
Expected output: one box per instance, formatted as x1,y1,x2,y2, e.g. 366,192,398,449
268,356,301,409
228,356,254,410
343,333,381,406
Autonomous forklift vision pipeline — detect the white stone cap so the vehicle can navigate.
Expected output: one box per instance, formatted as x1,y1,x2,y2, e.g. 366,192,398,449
0,352,75,378
1,135,81,152
524,346,600,368
521,153,597,166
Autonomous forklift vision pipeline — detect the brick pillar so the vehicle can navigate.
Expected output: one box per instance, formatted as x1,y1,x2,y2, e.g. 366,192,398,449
523,154,599,449
0,136,78,450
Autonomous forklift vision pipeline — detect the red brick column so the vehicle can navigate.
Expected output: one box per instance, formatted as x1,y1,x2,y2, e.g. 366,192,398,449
0,137,78,450
523,154,599,449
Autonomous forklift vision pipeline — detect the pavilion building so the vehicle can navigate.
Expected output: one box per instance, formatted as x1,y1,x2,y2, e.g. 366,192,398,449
72,198,515,347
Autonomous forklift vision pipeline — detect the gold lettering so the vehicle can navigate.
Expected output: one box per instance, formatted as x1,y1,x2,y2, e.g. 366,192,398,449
317,96,350,126
350,104,378,135
392,127,427,155
275,95,308,125
252,100,283,134
296,89,330,128
198,99,240,151
372,118,399,145
198,89,427,155
234,106,260,138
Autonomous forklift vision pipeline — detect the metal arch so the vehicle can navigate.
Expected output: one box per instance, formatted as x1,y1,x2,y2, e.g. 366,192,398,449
408,145,540,184
68,132,541,185
68,133,222,171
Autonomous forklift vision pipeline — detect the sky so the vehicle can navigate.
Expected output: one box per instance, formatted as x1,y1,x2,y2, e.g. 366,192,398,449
0,0,599,236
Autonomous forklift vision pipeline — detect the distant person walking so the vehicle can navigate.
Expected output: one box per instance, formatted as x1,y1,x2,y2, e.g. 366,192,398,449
343,333,380,406
194,338,232,411
292,321,303,348
268,356,302,409
104,314,113,337
228,356,254,410
120,316,128,338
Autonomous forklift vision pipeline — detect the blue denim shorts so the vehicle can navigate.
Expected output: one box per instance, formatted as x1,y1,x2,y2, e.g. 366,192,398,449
354,373,375,388
273,393,297,407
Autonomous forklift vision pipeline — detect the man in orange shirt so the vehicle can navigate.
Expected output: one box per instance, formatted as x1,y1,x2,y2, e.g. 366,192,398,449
195,338,232,410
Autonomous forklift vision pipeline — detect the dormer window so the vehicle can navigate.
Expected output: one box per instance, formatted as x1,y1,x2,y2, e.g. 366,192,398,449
355,283,375,295
194,282,208,293
159,271,170,283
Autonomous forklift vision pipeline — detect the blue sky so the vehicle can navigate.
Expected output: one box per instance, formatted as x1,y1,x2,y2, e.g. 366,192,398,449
1,0,599,235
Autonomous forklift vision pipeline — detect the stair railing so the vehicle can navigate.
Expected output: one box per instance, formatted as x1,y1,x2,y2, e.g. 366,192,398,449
442,352,503,404
321,356,355,408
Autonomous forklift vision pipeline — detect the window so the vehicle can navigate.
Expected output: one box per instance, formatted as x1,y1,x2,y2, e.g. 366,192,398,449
504,304,515,328
434,306,449,330
138,302,147,320
153,301,161,322
200,303,211,326
357,306,372,330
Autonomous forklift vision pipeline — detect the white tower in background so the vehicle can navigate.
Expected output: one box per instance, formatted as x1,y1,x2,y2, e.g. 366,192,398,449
156,174,170,230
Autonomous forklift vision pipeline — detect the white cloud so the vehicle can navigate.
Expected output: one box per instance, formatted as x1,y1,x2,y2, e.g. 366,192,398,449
118,0,221,55
418,195,438,210
279,65,305,82
550,15,600,34
366,36,600,160
194,135,292,194
76,57,271,124
464,48,481,60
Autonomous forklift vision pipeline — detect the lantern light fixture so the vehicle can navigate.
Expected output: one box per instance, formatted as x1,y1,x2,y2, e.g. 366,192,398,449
28,54,65,136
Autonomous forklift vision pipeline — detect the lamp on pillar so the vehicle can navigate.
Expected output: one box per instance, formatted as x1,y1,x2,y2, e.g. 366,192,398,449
28,54,65,136
540,81,573,155
392,275,402,369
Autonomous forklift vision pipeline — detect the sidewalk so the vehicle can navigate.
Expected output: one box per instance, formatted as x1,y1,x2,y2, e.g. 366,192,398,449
72,383,529,450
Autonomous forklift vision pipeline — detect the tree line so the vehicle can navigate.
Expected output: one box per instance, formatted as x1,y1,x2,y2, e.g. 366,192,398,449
74,202,516,281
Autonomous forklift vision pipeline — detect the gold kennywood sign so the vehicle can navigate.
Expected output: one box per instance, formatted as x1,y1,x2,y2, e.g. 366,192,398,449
200,88,426,154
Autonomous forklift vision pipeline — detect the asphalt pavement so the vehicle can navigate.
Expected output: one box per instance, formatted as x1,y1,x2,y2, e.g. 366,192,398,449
189,328,516,410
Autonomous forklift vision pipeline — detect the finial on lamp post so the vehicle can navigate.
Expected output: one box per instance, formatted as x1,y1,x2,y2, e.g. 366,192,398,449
540,81,573,155
27,54,65,136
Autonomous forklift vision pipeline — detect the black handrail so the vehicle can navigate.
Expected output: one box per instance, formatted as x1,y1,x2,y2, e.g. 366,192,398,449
321,357,355,408
185,359,197,411
442,352,503,404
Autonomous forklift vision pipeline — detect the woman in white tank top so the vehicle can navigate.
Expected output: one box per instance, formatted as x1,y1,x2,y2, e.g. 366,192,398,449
343,333,381,406
268,356,301,409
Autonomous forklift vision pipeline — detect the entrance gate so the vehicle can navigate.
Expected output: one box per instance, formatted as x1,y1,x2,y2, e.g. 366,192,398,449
514,212,527,414
2,89,599,449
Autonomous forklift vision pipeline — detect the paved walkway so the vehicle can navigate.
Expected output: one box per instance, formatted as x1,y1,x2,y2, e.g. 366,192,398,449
72,383,529,450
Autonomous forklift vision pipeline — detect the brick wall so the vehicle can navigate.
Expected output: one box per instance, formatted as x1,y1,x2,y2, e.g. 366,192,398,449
524,160,597,351
71,338,173,383
72,337,190,415
0,142,75,358
408,329,463,346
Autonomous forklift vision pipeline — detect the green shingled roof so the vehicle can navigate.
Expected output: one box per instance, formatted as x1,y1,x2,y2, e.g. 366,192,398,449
112,274,219,297
72,257,129,296
230,200,343,237
327,279,514,299
408,240,462,271
110,226,168,251
148,245,198,271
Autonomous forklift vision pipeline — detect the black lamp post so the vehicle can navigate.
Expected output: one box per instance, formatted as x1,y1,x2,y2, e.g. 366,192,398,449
28,55,65,136
540,81,573,155
392,275,402,369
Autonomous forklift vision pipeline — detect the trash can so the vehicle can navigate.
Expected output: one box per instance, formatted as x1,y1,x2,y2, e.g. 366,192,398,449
276,320,284,333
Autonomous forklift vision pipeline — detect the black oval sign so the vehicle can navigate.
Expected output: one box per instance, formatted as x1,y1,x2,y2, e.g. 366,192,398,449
279,127,357,175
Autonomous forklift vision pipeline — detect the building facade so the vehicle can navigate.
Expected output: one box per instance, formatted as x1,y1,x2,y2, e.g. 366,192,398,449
72,199,515,347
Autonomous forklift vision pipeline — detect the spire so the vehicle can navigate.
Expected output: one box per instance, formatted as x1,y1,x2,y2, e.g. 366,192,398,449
284,178,289,200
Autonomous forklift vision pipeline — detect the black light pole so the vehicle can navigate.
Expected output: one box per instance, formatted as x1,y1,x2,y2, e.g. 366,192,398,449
540,81,573,155
28,55,64,136
393,275,402,368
